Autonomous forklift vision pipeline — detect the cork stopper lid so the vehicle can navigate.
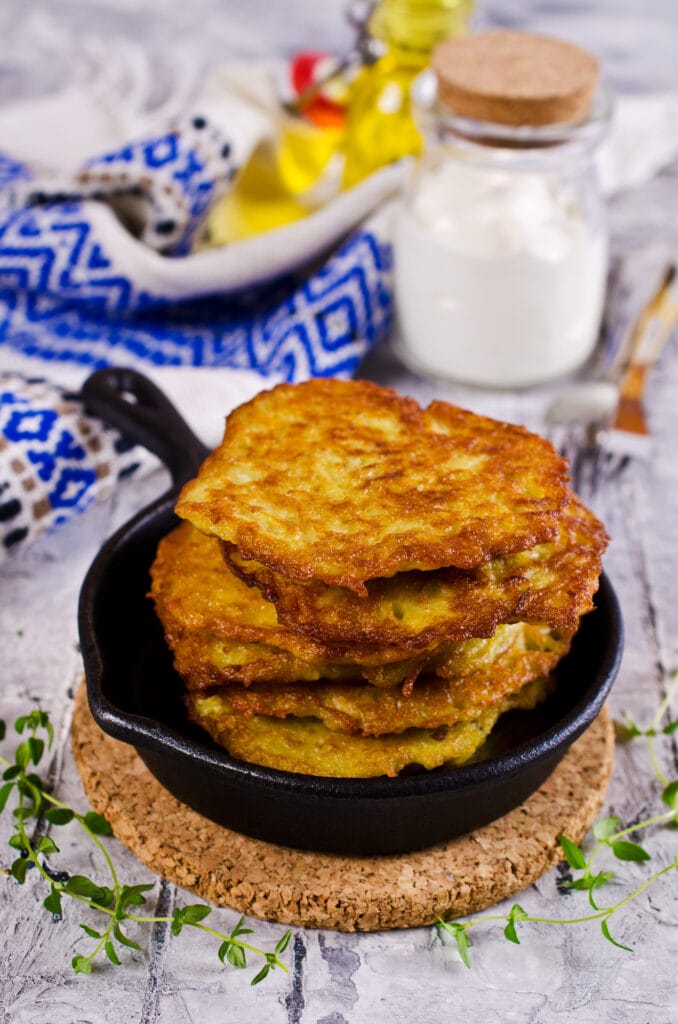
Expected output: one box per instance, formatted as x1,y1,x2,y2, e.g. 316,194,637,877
433,30,600,127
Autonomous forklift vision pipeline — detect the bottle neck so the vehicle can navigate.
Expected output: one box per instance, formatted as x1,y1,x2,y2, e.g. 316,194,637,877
369,0,471,60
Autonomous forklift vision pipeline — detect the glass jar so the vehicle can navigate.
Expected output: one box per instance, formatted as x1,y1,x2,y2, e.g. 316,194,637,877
394,76,612,388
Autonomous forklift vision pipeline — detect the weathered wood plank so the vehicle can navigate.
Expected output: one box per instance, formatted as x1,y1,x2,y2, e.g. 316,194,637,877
1,2,678,1020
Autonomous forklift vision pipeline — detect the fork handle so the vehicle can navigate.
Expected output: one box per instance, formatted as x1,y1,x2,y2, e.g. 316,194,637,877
612,365,649,434
612,280,678,434
624,265,678,368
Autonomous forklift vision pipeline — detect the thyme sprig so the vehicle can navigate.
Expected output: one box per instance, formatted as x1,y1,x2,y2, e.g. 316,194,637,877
438,672,678,966
0,709,291,982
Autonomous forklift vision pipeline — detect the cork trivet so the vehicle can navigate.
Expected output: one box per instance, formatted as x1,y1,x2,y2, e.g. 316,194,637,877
72,683,614,932
433,30,599,127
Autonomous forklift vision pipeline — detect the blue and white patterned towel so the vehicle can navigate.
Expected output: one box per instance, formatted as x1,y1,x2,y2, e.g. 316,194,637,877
0,374,157,554
0,112,395,559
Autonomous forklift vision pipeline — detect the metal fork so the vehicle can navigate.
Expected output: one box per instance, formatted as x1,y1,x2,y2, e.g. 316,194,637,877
545,263,678,494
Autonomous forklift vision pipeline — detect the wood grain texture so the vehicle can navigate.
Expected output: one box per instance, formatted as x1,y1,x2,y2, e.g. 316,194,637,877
1,2,678,1022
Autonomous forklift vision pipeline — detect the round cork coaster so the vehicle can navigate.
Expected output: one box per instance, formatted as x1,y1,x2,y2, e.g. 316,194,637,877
71,684,614,932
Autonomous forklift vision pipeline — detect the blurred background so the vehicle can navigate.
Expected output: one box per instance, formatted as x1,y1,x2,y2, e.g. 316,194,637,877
1,0,677,102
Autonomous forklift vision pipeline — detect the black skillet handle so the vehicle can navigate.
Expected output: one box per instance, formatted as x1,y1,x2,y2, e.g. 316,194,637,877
82,367,210,488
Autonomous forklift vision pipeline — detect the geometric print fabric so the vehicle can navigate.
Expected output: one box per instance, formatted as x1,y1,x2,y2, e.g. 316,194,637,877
0,374,155,560
0,114,394,382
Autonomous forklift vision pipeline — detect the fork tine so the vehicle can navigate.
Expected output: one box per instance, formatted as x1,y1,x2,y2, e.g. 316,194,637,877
601,448,631,482
544,423,589,495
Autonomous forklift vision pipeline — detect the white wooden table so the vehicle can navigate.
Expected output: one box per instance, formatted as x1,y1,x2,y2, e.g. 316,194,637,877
1,2,677,1022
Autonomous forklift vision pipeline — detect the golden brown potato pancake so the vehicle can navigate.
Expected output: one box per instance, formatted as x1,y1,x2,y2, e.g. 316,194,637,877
186,676,552,777
167,635,367,689
223,491,607,649
176,379,568,594
150,522,428,688
205,623,568,735
150,524,570,691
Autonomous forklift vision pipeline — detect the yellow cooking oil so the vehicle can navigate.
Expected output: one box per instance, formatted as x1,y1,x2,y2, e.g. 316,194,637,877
201,78,346,247
199,0,471,247
202,122,343,246
342,0,472,188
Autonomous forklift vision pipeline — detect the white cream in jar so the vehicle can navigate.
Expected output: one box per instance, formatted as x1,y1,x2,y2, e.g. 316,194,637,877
395,160,608,387
393,29,611,388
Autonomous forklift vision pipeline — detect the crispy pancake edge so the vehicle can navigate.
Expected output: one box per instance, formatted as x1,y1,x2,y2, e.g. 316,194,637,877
222,490,608,650
176,379,570,593
149,523,444,671
185,676,553,777
201,623,570,735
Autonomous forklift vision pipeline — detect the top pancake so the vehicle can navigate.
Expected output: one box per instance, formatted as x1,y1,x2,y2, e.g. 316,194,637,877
176,379,569,594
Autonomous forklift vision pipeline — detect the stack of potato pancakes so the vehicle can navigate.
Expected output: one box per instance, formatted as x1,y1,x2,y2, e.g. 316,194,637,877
150,379,608,778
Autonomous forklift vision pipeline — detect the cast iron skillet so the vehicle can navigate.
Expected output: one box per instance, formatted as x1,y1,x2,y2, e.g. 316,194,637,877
79,367,624,856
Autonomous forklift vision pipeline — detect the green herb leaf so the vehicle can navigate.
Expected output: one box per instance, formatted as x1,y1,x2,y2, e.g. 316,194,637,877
566,877,594,891
601,919,633,952
224,943,247,969
662,781,678,810
587,871,613,910
97,886,116,908
65,875,105,901
0,781,14,813
8,833,24,850
120,883,153,907
438,920,473,968
11,857,29,884
274,930,292,956
0,720,5,741
564,872,612,894
614,716,643,741
114,923,142,951
14,716,28,735
662,718,678,735
44,887,62,915
231,915,253,937
171,909,184,936
28,737,44,765
19,777,42,813
36,836,59,856
250,964,271,986
181,904,212,925
503,904,528,945
510,904,528,921
227,945,247,969
72,955,92,975
610,840,651,863
80,924,102,939
15,742,30,769
3,765,21,781
593,816,622,841
105,940,122,966
45,807,75,826
82,811,112,836
559,835,587,870
42,716,54,749
453,926,472,968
